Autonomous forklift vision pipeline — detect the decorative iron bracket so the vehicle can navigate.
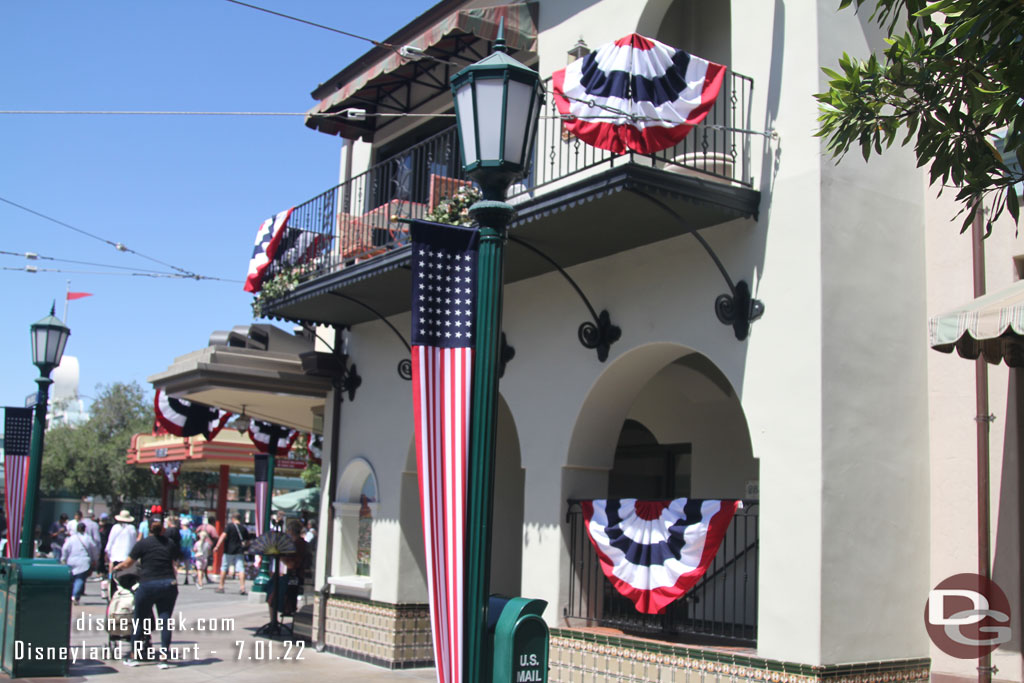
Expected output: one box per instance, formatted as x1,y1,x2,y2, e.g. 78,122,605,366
629,189,764,341
329,292,413,380
499,332,515,378
507,236,621,361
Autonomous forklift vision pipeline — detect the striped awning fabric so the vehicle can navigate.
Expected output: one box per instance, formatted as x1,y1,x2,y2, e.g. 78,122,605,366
929,278,1024,367
307,3,537,120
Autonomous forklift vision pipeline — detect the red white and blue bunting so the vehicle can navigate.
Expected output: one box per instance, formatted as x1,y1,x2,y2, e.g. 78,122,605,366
244,207,296,293
154,389,231,440
552,34,725,155
247,420,299,457
306,433,323,465
581,498,740,614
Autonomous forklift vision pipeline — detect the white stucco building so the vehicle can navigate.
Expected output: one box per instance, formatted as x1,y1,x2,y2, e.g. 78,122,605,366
149,2,1022,682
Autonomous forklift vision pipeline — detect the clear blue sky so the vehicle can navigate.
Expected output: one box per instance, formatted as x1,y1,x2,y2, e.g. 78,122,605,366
1,0,436,411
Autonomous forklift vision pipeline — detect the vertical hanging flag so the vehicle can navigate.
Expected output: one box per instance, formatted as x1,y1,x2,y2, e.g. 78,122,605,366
244,207,296,293
248,421,298,534
4,407,33,558
410,219,479,683
581,498,741,614
552,33,725,154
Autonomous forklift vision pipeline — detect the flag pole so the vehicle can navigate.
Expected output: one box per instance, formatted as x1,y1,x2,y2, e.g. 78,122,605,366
63,280,70,324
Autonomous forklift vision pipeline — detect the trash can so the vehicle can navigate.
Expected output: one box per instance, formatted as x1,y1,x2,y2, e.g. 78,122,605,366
0,558,73,677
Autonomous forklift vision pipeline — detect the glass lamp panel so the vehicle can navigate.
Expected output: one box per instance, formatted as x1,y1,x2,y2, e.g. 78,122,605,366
523,85,541,169
474,79,506,162
31,326,45,366
503,79,534,167
45,327,63,365
52,327,70,366
455,84,478,166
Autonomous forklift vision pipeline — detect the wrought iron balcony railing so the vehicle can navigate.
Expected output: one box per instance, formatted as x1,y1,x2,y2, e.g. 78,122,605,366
257,72,755,297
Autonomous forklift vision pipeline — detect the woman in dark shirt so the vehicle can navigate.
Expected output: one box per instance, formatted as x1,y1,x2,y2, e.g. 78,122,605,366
113,520,180,668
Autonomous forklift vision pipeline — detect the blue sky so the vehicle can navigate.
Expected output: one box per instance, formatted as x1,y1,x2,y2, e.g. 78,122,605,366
1,0,436,411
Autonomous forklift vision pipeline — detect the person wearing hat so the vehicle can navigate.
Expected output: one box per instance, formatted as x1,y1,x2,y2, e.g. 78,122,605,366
105,510,138,577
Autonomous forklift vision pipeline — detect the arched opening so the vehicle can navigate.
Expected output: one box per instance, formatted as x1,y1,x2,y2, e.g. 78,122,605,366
563,343,757,644
399,394,524,601
638,0,732,65
333,458,378,585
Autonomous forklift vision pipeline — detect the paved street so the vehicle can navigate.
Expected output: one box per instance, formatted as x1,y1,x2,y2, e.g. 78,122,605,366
14,576,437,682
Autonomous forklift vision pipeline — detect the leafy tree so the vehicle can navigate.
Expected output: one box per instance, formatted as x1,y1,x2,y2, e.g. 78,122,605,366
301,463,322,489
41,381,158,506
816,0,1024,232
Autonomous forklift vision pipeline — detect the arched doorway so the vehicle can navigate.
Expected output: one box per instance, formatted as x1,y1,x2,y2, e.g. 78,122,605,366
563,343,758,643
399,394,525,601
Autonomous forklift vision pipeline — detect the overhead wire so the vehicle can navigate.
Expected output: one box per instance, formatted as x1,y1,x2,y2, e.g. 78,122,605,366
0,197,236,281
1,265,239,281
0,249,178,275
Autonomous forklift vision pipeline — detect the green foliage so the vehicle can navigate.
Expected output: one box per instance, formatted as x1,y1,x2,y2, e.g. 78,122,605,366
301,463,322,488
427,185,482,226
817,0,1024,232
41,381,159,505
251,266,305,318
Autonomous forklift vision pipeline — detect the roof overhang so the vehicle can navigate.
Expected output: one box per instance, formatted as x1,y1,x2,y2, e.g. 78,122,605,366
127,432,308,474
261,163,761,327
929,278,1024,367
306,2,538,140
149,345,332,433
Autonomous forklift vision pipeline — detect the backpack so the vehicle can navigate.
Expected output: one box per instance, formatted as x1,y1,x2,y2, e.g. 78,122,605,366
106,587,135,638
179,528,196,552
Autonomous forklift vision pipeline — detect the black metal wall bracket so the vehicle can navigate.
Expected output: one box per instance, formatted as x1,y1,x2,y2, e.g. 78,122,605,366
629,189,764,341
508,236,621,362
329,292,414,380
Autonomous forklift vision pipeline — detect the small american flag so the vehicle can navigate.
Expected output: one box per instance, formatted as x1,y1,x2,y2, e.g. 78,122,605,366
410,219,478,683
4,407,33,558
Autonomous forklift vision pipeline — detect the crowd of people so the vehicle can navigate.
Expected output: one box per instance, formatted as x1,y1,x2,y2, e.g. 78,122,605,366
38,505,317,666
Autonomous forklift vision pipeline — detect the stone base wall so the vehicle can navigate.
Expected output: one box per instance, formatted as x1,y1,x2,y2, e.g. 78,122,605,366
310,594,433,669
549,630,930,683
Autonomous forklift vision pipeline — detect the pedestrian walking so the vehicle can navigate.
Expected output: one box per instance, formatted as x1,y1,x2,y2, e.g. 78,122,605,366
48,513,68,558
192,531,212,589
178,518,196,585
61,522,99,605
213,512,250,595
105,510,137,576
113,519,180,669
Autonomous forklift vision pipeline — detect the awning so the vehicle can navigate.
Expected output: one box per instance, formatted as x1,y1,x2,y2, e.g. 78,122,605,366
929,278,1024,366
306,2,537,139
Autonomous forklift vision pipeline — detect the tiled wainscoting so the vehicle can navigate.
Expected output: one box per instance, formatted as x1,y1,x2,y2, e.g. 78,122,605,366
311,594,434,669
549,630,930,683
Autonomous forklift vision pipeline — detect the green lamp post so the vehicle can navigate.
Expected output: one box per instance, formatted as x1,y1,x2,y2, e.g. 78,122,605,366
23,305,71,558
450,25,542,683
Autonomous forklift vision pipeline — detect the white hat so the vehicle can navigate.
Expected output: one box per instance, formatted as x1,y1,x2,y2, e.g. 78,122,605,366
114,509,135,523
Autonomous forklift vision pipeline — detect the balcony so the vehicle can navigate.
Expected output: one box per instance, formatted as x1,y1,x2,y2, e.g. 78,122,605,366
255,73,760,326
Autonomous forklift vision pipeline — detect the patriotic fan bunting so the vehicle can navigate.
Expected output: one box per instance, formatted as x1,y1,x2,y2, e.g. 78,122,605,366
4,407,33,558
307,433,323,465
410,219,478,683
581,498,741,614
154,389,231,440
150,461,181,486
244,206,296,293
552,34,725,154
248,420,299,457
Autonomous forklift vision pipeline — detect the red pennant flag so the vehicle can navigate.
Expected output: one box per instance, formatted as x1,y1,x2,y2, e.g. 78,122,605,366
66,292,93,300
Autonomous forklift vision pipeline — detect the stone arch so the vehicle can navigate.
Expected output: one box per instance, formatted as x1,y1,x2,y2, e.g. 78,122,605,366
398,394,525,599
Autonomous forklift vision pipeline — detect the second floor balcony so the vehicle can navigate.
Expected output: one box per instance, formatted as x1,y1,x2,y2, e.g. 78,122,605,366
255,72,760,325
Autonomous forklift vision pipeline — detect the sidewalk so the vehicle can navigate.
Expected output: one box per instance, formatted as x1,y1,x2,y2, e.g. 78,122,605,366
12,576,436,682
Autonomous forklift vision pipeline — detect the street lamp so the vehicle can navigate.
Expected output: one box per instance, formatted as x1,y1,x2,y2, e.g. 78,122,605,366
22,305,71,558
451,25,541,683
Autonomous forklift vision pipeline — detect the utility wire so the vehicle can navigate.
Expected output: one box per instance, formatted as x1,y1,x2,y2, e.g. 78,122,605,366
0,196,219,279
0,110,306,116
222,0,395,50
1,265,239,281
0,249,178,275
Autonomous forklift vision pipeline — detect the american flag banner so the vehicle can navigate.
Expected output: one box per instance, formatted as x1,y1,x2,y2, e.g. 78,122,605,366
582,499,741,614
410,219,479,683
552,33,725,155
4,407,33,558
253,453,269,535
243,207,296,293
